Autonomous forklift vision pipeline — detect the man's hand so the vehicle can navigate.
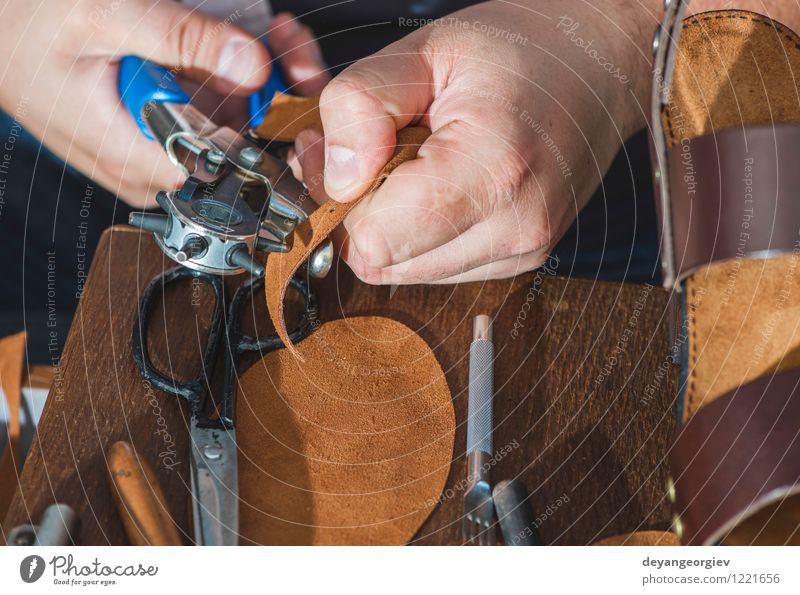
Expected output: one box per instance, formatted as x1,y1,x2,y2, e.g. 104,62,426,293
295,0,659,284
0,2,328,208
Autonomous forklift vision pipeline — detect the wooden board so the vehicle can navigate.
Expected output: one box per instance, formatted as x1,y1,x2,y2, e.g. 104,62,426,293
2,226,679,545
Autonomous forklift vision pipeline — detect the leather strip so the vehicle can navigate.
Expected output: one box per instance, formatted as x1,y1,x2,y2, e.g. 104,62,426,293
0,331,26,520
256,95,430,357
254,92,322,141
669,123,800,281
670,369,800,545
23,365,54,390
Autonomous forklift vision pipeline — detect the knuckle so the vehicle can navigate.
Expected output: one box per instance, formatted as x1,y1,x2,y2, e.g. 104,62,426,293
70,2,95,32
348,254,383,285
515,233,547,257
350,218,394,268
284,23,315,49
321,70,387,118
172,15,216,68
528,252,550,271
320,74,365,106
487,153,531,210
431,179,482,229
296,24,315,41
514,217,551,255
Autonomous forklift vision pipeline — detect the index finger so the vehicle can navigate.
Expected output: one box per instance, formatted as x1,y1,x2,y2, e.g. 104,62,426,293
319,44,435,202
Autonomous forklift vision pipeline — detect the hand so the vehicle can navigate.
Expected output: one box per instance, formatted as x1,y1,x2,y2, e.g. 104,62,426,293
0,2,328,208
294,0,659,283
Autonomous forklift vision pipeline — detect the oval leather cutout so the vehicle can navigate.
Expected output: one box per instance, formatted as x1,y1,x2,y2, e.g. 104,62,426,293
236,316,455,545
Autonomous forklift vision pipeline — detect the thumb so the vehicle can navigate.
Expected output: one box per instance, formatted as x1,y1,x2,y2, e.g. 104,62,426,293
117,0,270,95
319,41,434,201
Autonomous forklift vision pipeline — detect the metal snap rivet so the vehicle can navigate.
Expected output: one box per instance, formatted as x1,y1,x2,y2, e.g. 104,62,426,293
203,443,223,460
666,476,676,503
671,513,684,539
652,25,662,57
206,149,225,165
239,146,264,166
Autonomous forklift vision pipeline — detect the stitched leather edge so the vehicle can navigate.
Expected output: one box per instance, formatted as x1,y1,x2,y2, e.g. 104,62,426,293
670,369,800,545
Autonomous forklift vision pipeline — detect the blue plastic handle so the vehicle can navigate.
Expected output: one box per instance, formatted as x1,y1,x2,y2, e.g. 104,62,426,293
118,56,190,140
119,52,289,140
248,58,289,128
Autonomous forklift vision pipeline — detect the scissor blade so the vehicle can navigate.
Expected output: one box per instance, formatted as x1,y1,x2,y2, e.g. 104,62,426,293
189,427,239,546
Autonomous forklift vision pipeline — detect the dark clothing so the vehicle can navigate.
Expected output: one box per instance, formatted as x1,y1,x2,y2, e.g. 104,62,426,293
280,0,661,283
0,0,658,364
0,112,132,364
272,0,479,69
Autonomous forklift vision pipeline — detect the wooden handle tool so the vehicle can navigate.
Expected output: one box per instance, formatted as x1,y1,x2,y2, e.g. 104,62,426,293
107,441,182,545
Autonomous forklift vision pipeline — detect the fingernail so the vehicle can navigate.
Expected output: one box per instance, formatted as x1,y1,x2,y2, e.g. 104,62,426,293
294,136,305,160
325,145,358,193
288,64,325,83
218,39,254,84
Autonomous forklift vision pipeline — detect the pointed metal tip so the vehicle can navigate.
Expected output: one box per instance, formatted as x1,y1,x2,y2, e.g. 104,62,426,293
473,314,492,341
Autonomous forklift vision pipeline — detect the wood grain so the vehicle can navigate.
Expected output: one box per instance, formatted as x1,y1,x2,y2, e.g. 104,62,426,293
2,226,678,545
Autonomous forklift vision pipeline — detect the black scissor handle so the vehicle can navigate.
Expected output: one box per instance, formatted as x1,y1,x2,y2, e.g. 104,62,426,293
132,266,226,413
217,274,319,427
230,275,319,354
133,264,320,428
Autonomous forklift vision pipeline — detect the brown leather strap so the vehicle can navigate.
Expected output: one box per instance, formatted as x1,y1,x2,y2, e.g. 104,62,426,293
670,369,800,545
256,94,430,357
23,365,54,390
669,123,800,282
0,331,26,519
254,92,322,141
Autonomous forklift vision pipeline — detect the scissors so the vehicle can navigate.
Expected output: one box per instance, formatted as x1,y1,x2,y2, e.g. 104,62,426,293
132,265,318,545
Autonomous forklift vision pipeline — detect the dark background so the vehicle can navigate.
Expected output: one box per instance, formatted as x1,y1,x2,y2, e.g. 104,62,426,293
0,0,658,364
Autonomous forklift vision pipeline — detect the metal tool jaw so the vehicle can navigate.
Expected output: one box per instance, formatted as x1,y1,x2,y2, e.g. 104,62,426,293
121,57,332,279
190,426,238,546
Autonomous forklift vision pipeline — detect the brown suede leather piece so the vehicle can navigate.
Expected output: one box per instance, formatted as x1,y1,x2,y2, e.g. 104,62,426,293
593,531,681,547
666,11,800,142
684,258,800,416
254,93,322,141
0,331,26,520
258,100,430,357
665,11,800,418
665,11,800,544
236,317,455,545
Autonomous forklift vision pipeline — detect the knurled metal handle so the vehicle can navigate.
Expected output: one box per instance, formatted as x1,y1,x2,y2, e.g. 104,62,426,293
467,315,494,456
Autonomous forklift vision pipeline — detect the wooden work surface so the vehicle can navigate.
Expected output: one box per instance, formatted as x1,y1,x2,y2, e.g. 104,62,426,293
3,226,679,545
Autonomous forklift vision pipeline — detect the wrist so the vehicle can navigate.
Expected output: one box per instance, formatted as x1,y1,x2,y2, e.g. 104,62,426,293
617,0,664,139
515,0,663,140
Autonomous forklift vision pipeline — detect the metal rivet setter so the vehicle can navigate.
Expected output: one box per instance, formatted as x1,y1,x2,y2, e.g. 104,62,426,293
462,315,496,546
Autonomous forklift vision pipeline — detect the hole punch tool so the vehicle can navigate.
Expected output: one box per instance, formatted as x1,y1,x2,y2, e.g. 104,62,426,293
120,56,324,545
119,55,333,278
132,267,318,545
